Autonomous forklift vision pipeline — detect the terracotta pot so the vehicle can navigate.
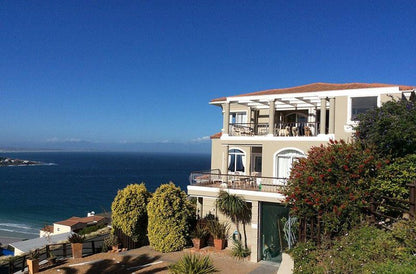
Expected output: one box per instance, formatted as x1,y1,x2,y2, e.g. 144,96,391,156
27,259,39,274
213,238,225,250
192,238,205,250
71,243,83,259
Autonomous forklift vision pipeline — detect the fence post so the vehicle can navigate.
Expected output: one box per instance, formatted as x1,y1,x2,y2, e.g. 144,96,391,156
22,255,26,272
92,240,96,254
63,243,67,258
46,245,50,257
409,183,415,220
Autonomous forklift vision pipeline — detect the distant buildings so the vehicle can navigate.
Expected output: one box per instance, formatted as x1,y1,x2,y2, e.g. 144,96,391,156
188,82,415,263
40,212,108,237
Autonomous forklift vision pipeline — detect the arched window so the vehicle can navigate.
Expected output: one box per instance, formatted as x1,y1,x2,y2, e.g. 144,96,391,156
228,149,245,173
275,149,305,179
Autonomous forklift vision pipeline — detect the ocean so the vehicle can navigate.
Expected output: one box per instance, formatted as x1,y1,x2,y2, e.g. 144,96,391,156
0,152,210,240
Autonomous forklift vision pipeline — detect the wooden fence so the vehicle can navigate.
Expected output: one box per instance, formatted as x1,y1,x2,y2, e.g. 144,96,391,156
0,239,104,274
297,182,416,245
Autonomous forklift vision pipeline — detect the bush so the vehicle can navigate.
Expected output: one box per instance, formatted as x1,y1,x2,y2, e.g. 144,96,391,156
78,223,106,235
284,140,383,236
147,182,194,252
231,240,250,259
355,98,416,159
372,154,416,217
111,183,151,245
291,225,416,273
169,254,218,274
392,219,416,254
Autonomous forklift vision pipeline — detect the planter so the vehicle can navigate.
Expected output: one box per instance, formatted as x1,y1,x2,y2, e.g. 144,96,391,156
71,243,83,259
111,245,119,252
192,238,205,250
26,259,39,274
213,238,225,250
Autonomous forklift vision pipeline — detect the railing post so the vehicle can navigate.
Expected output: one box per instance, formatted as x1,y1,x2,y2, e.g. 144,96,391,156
63,243,67,258
46,244,50,257
409,183,415,220
22,255,26,272
92,240,95,254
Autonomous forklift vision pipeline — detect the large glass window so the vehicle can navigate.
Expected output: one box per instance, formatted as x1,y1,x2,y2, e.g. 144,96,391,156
276,149,305,179
351,96,377,120
228,149,245,173
230,112,247,124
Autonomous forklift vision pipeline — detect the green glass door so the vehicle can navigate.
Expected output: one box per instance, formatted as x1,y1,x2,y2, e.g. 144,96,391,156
260,202,289,263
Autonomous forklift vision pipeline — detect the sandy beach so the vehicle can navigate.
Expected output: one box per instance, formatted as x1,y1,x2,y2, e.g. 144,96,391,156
0,236,24,247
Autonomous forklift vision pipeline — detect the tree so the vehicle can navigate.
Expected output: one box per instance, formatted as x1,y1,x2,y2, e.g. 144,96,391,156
216,190,251,248
111,183,151,245
284,140,383,236
147,182,194,252
355,98,416,159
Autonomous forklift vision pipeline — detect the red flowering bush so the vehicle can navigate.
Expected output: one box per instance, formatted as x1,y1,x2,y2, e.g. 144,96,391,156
284,140,384,236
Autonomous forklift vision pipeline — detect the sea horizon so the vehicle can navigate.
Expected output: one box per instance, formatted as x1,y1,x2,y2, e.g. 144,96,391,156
0,151,210,240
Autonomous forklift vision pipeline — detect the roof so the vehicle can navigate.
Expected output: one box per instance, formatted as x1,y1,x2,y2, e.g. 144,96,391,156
10,232,72,255
55,215,105,228
211,82,415,102
40,225,54,233
210,132,222,139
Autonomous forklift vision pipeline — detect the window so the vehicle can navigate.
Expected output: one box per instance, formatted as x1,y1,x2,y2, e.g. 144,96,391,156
351,96,377,120
276,149,305,179
230,112,247,124
253,155,262,172
228,149,245,173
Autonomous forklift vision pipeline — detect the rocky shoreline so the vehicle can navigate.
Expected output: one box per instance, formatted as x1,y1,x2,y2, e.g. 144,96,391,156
0,156,41,167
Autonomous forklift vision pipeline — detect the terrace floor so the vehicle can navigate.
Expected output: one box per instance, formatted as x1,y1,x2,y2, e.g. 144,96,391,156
39,245,280,274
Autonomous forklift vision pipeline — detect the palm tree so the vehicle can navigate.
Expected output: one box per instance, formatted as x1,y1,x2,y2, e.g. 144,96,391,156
216,190,252,248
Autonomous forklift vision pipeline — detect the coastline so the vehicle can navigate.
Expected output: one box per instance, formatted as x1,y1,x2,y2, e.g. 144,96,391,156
0,236,24,246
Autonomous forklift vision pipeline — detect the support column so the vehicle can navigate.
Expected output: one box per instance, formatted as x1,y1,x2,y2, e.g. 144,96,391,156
221,145,229,175
320,98,327,135
268,100,275,135
329,97,335,134
223,102,230,135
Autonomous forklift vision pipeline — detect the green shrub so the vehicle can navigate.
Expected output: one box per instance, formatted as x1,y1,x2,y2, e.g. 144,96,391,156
231,240,250,259
169,254,218,274
372,154,416,217
78,223,106,235
291,225,416,273
147,182,194,252
355,98,416,159
284,140,383,236
392,219,416,254
111,183,151,245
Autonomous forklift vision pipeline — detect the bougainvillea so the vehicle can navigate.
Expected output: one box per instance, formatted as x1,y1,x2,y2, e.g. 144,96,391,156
284,140,384,235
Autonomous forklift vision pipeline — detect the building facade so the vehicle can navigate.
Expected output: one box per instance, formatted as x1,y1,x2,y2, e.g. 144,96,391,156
188,82,415,263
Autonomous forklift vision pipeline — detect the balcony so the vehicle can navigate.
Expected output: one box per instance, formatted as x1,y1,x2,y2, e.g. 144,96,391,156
189,169,286,194
228,122,321,137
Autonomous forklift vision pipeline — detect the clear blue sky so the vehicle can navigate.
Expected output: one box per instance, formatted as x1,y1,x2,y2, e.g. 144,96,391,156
1,0,415,152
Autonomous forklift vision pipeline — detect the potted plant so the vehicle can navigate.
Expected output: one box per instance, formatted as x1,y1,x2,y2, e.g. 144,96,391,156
68,233,85,259
26,249,40,274
191,222,209,250
104,234,119,252
207,220,229,250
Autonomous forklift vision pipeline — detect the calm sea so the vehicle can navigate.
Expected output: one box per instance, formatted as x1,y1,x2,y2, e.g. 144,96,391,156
0,152,210,239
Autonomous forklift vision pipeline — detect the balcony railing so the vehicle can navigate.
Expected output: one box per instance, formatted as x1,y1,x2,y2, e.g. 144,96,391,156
229,123,269,136
189,169,287,193
274,122,320,137
228,122,321,137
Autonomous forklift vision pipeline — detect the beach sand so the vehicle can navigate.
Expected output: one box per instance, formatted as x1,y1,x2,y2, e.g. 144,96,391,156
0,236,24,247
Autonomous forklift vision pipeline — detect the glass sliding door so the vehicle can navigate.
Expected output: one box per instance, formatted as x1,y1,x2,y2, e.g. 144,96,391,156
260,202,289,263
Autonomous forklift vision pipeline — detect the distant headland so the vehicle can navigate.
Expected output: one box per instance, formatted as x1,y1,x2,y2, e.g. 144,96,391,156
0,156,42,167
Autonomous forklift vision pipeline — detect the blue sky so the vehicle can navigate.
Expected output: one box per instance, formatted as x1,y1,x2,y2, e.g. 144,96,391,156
1,0,415,152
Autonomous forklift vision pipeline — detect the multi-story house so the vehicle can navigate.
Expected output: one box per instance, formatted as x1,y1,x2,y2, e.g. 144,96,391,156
188,82,415,263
